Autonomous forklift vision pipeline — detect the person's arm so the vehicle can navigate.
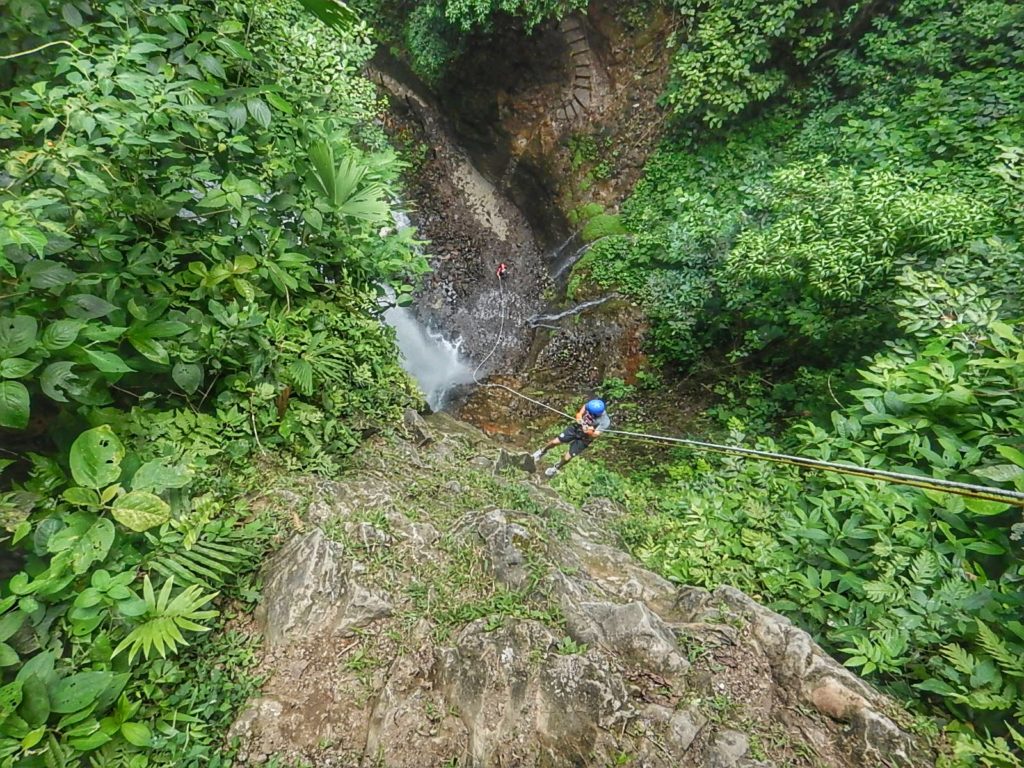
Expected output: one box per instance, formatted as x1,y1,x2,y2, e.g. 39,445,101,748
591,412,610,437
575,405,586,424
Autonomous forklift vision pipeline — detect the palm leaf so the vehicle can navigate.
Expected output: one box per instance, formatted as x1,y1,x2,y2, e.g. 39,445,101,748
331,154,367,208
112,576,218,663
338,183,388,221
296,0,357,30
308,141,336,201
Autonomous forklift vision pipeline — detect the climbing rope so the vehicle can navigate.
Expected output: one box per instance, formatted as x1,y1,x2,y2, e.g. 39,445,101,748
470,270,1024,507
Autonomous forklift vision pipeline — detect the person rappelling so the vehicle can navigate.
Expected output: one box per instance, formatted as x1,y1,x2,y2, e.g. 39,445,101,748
496,262,508,279
531,399,610,477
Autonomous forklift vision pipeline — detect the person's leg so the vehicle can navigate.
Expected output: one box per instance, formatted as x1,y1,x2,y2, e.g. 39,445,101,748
533,436,562,459
534,425,579,460
545,438,587,476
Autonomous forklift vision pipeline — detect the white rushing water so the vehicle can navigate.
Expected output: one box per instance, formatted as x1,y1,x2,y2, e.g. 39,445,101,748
383,302,474,411
382,211,474,410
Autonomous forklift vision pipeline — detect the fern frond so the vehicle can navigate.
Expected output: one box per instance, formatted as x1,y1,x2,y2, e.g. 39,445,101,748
940,643,976,676
976,620,1024,679
143,529,255,589
907,550,938,586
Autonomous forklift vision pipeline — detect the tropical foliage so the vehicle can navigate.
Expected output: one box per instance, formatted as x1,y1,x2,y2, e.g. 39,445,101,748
579,0,1024,371
352,0,586,83
0,0,423,764
562,0,1024,762
560,271,1024,760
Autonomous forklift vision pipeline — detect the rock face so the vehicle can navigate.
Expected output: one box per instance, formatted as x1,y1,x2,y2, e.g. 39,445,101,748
230,413,933,768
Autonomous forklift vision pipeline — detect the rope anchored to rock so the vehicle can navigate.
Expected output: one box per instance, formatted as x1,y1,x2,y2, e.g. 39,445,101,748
470,269,1024,507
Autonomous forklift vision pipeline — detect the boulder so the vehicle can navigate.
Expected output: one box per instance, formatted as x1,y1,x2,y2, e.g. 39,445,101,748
255,529,392,645
231,416,932,768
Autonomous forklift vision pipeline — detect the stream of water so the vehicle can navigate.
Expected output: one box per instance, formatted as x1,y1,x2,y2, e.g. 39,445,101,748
382,211,474,410
383,302,473,410
526,295,613,328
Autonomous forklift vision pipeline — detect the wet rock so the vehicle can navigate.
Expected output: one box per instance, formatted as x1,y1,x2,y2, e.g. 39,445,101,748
493,447,536,474
403,408,433,444
676,585,917,766
406,521,441,548
343,521,393,548
235,417,932,768
474,510,531,589
565,600,688,675
668,706,708,752
708,729,750,768
256,529,392,645
436,620,631,766
364,652,469,767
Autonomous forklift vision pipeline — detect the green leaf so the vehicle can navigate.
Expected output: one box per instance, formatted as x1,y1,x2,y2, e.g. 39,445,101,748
0,316,38,358
62,487,100,507
21,725,45,750
0,358,37,379
216,38,252,61
41,361,78,402
965,540,1007,555
22,260,76,290
225,102,247,131
33,519,63,556
71,518,116,574
81,324,126,343
0,611,26,642
48,671,114,714
0,381,30,429
971,464,1024,483
171,361,202,394
996,445,1024,468
166,12,188,35
0,643,19,667
0,681,23,722
246,98,271,129
61,3,83,26
303,208,323,231
69,730,111,752
265,91,293,114
127,335,169,365
83,349,134,374
111,492,171,532
296,0,357,30
120,721,152,747
64,294,117,320
18,675,49,728
964,497,1010,516
915,678,956,696
131,460,192,492
142,320,189,338
69,426,125,489
196,52,226,80
16,651,55,687
990,321,1018,343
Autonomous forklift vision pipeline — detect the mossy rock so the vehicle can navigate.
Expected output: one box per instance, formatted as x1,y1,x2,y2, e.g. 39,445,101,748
581,213,626,242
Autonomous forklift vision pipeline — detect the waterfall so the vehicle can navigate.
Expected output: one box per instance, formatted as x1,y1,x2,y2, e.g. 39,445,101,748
382,210,474,410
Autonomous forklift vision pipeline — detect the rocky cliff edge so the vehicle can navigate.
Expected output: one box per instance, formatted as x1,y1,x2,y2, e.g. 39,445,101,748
228,411,933,768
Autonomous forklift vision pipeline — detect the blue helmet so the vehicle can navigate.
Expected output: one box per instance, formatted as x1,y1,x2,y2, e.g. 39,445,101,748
585,399,606,417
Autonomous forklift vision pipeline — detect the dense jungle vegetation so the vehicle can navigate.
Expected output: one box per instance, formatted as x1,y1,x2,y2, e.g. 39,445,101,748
0,0,423,764
2,0,1023,766
562,1,1024,764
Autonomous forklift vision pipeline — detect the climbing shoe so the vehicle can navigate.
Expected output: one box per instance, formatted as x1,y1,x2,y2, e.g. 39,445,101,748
545,467,559,477
531,449,544,461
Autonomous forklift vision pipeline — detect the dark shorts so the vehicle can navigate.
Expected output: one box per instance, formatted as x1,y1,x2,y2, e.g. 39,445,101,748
557,423,593,457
